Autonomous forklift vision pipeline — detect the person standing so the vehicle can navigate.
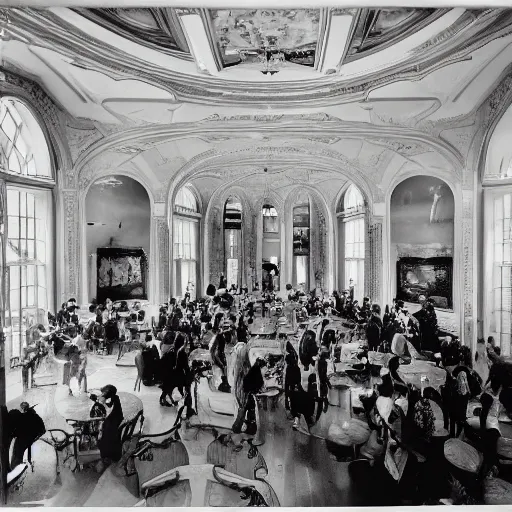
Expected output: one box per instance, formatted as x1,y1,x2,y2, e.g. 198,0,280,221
96,385,124,464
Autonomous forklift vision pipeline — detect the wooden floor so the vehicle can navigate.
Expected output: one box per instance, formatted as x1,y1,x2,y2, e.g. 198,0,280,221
7,352,394,507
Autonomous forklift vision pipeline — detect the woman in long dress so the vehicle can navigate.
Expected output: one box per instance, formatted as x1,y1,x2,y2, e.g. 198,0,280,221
97,384,124,463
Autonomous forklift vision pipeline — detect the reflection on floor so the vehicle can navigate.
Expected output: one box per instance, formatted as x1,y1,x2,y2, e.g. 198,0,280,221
6,350,394,507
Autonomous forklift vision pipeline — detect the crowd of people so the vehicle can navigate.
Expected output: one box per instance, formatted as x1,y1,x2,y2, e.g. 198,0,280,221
9,277,512,503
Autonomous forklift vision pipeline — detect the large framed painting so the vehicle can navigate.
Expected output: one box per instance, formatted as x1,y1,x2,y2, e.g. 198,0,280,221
397,257,453,309
96,248,147,304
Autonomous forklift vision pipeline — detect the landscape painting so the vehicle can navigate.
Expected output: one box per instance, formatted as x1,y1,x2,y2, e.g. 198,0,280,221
397,256,453,309
96,247,147,303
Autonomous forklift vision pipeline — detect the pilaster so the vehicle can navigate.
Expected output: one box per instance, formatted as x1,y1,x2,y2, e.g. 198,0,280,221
62,188,81,301
153,215,169,304
368,217,383,306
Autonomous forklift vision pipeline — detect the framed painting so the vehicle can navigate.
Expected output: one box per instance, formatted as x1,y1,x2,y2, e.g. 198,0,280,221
396,256,453,309
96,248,147,304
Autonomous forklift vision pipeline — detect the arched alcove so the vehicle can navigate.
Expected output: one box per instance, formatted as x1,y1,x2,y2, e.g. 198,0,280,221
172,184,201,299
390,175,454,310
85,175,150,303
223,197,242,289
337,184,366,301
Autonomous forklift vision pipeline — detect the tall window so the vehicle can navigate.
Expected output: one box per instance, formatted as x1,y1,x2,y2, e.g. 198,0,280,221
0,98,54,369
224,198,242,289
173,185,199,299
6,187,53,358
342,185,365,301
491,192,512,351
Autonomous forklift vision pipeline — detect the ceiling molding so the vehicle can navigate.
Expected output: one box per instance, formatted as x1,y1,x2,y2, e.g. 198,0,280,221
4,8,512,107
74,116,464,179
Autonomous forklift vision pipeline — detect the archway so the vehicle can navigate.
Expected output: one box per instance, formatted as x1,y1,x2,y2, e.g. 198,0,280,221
85,175,150,303
390,175,454,310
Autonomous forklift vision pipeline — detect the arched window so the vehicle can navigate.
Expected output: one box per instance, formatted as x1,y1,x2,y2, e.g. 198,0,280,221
175,186,198,214
338,185,365,301
173,185,200,299
0,98,51,178
1,98,55,375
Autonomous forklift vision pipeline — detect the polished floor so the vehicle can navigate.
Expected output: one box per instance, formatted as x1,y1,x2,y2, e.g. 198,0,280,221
6,348,401,507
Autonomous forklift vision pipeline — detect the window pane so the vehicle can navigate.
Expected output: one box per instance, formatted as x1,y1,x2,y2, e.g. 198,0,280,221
38,286,46,309
27,286,35,307
27,193,35,217
27,240,35,259
36,241,46,264
8,152,21,174
20,192,26,217
2,111,17,141
8,216,19,239
10,266,19,289
27,217,35,239
27,265,35,286
7,189,19,214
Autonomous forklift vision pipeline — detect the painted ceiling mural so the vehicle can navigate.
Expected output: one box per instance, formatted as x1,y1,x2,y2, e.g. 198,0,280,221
345,8,446,61
210,9,321,68
75,8,191,57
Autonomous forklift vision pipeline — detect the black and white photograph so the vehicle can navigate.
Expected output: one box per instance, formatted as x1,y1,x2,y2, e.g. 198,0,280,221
2,1,512,508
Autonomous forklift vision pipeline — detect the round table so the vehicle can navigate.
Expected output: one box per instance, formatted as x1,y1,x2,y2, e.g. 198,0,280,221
397,360,446,391
54,387,143,426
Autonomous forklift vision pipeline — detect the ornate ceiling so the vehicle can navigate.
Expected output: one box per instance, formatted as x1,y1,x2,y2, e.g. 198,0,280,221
75,8,191,58
2,5,512,210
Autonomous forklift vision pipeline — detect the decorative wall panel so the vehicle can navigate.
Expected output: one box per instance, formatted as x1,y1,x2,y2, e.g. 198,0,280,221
368,220,383,304
63,189,80,299
208,205,223,289
156,217,170,303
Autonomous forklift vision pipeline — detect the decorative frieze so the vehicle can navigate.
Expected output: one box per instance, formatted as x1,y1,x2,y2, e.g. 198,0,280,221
62,189,80,299
462,195,473,318
64,122,104,164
